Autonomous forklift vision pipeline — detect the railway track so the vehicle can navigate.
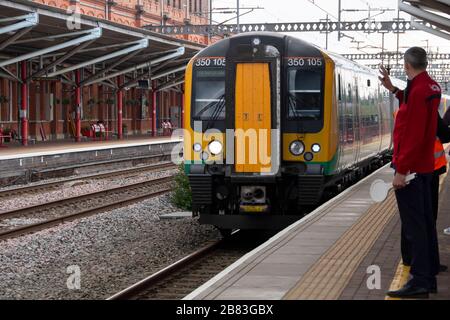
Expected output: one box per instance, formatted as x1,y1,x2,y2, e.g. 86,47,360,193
0,161,176,200
0,175,174,240
107,231,272,300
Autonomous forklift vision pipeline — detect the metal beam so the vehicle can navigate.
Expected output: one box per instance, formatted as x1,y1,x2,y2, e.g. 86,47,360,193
365,63,450,68
0,71,16,81
119,57,191,89
14,28,101,44
151,65,186,81
0,27,102,68
436,0,450,6
0,66,22,83
399,0,450,32
342,52,450,60
0,26,33,51
0,12,38,35
144,19,422,35
83,47,185,86
406,0,450,14
27,39,96,80
44,39,148,78
156,73,185,91
411,19,450,40
79,48,145,86
157,80,185,92
125,66,186,89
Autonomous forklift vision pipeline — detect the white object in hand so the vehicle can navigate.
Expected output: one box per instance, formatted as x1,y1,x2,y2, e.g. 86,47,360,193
370,173,417,203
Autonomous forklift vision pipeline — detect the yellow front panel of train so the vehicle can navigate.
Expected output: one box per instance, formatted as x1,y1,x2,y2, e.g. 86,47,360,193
235,63,272,173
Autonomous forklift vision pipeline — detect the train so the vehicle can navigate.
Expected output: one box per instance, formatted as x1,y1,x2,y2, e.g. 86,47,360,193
182,32,450,235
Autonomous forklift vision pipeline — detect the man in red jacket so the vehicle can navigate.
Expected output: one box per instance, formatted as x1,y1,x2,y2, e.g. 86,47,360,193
379,47,441,299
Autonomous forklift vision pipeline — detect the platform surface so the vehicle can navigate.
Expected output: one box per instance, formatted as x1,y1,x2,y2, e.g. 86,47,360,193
185,164,450,300
0,136,182,160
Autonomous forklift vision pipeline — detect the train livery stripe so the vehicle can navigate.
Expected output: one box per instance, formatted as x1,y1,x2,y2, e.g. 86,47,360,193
235,63,272,173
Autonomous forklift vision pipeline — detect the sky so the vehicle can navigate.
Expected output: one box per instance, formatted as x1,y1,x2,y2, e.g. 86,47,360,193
210,0,450,59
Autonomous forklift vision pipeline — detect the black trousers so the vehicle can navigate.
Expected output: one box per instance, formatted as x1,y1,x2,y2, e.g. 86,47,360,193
395,173,439,289
401,172,442,268
431,171,440,221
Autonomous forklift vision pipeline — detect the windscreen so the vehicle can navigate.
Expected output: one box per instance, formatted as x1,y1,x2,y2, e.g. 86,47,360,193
287,69,323,119
193,68,225,121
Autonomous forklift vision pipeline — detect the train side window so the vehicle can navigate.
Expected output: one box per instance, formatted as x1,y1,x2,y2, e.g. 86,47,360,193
367,79,371,87
338,74,342,101
287,69,322,119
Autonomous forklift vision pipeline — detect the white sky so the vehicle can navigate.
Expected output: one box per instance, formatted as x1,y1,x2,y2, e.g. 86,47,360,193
210,0,450,56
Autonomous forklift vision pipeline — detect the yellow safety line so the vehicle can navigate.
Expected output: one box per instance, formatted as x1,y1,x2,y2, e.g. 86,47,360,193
385,162,449,300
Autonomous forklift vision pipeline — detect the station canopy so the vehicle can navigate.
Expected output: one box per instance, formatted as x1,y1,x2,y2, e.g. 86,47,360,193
399,0,450,40
0,0,204,90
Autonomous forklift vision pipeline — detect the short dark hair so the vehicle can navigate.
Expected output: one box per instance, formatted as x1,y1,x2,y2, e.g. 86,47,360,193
404,47,428,70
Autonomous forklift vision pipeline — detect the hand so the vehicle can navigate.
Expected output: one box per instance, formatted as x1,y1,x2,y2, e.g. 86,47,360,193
393,172,407,190
378,65,395,92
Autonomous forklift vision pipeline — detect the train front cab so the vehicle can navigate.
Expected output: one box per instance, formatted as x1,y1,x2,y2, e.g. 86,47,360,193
184,34,338,232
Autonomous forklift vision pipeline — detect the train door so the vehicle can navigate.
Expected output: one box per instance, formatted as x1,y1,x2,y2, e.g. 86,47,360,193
341,71,354,168
235,63,272,173
345,72,355,166
353,76,361,164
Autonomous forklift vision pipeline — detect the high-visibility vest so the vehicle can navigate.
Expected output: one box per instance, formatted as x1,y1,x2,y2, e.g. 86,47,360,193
393,110,399,120
392,109,398,121
435,138,447,170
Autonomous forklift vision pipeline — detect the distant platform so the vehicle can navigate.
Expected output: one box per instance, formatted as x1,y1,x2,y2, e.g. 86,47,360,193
0,136,182,160
0,136,182,187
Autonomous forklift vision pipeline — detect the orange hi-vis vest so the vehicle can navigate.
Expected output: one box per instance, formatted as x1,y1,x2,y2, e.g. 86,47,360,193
435,138,447,170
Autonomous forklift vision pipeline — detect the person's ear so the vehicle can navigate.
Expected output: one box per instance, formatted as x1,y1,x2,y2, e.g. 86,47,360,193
404,62,411,72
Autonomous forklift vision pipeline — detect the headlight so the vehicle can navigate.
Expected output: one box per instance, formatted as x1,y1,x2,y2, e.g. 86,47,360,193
193,143,202,153
312,143,321,153
289,140,305,156
252,38,261,46
304,152,314,162
200,151,209,161
208,140,223,155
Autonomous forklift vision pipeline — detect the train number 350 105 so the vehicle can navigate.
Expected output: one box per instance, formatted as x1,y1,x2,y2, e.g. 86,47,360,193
287,57,323,67
195,57,226,67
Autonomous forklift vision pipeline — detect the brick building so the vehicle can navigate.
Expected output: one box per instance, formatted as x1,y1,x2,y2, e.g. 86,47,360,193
0,1,210,143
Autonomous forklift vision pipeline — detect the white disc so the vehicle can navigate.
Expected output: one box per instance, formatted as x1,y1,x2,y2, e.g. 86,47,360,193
370,179,389,203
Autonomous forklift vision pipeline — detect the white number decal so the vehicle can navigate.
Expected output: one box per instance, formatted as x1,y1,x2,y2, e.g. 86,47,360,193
213,58,226,66
307,58,323,66
288,58,305,67
287,57,323,67
195,57,226,67
195,58,211,67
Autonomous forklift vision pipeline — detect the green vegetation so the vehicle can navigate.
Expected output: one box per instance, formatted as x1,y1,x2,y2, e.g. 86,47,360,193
171,163,192,211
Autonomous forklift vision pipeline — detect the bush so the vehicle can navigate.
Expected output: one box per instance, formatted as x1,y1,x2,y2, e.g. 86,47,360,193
171,163,192,211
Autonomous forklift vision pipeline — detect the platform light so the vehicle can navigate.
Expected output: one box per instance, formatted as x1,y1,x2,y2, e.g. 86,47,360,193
208,140,223,155
193,143,202,153
289,141,305,156
312,143,321,153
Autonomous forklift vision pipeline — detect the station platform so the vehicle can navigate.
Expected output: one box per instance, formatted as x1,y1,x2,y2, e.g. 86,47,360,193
0,136,182,186
185,164,450,300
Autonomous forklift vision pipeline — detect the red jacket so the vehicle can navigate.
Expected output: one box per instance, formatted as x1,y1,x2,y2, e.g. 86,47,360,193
393,71,441,175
